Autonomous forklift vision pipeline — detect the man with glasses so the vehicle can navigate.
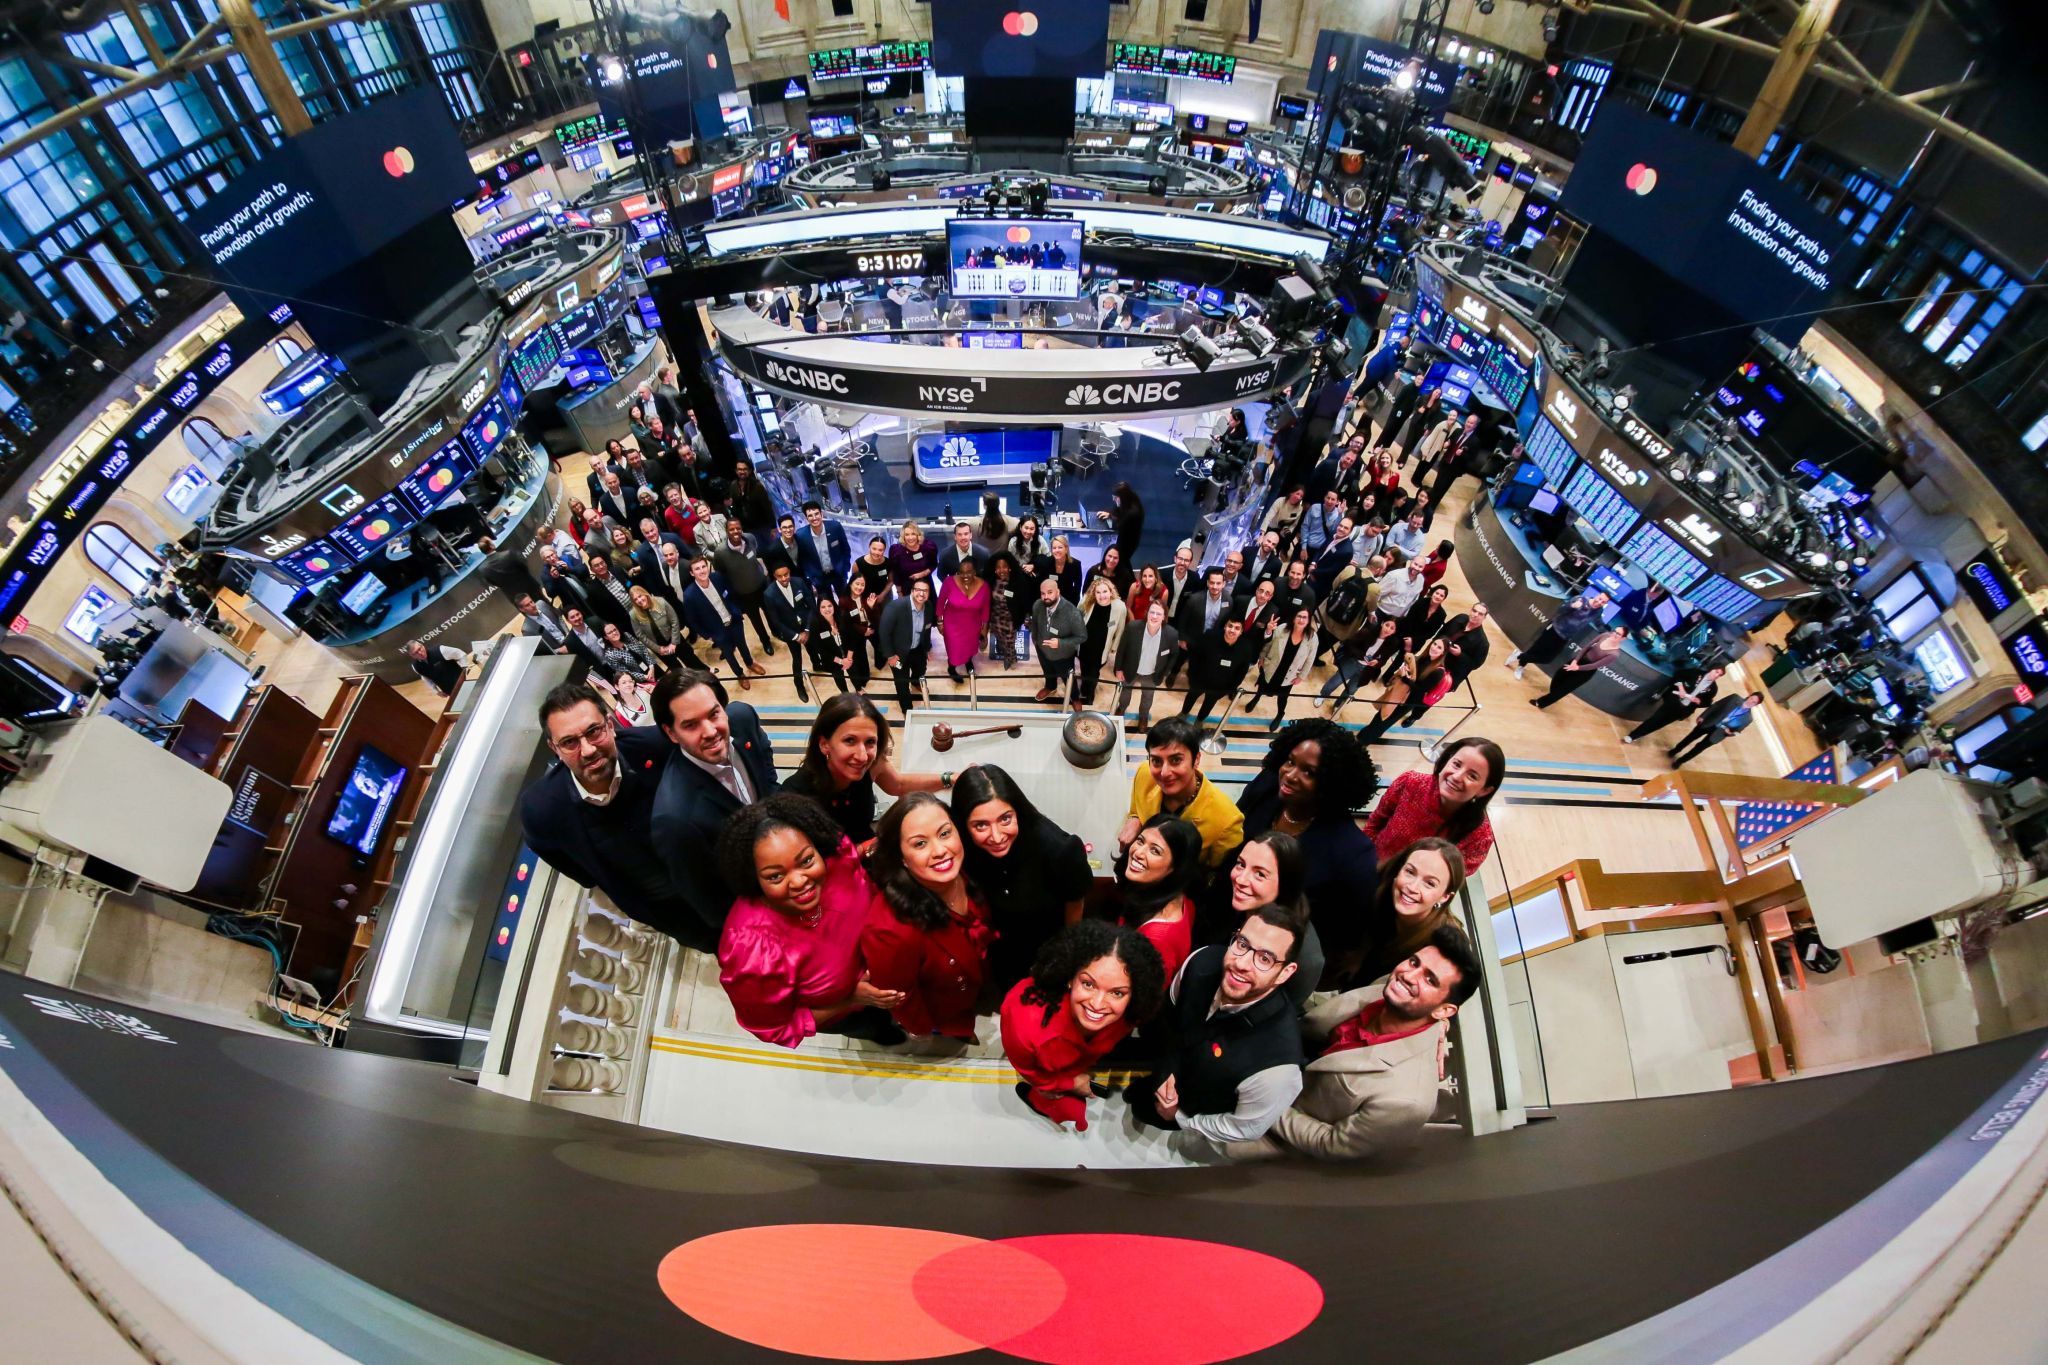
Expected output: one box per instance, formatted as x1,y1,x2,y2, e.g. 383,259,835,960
1227,922,1482,1161
1126,900,1309,1145
649,668,780,945
519,683,701,946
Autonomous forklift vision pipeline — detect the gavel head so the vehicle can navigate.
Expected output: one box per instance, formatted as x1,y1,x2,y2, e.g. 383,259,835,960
930,722,955,752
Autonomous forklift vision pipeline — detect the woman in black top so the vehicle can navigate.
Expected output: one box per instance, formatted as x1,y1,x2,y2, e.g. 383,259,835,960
1096,481,1145,566
1089,544,1135,600
1387,584,1452,676
1009,516,1049,583
1235,719,1380,983
805,593,868,693
1045,535,1083,604
952,766,1096,991
986,553,1029,669
848,535,894,668
783,693,950,846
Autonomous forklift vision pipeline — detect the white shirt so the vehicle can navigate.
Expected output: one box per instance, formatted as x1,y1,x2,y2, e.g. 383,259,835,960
696,580,731,624
574,763,623,807
682,747,754,805
1136,627,1163,676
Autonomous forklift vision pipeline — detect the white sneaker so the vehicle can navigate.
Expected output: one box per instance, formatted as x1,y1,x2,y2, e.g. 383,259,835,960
1622,735,1634,744
1512,665,1525,680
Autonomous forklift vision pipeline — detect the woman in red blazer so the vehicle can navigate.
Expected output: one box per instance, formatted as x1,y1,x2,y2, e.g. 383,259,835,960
861,794,994,1039
1000,920,1165,1130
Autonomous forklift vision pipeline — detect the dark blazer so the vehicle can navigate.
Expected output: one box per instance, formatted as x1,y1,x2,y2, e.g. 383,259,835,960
1046,557,1084,603
647,705,780,932
681,573,743,642
477,548,541,601
576,571,636,631
763,576,816,641
877,594,934,661
1237,766,1380,959
595,488,636,526
519,728,700,941
1441,614,1491,681
631,533,688,581
937,543,990,580
795,518,853,587
1113,623,1180,681
1176,588,1231,645
760,534,808,581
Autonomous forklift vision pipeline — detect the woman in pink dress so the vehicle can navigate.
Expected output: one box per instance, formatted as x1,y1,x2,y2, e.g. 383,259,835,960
716,794,907,1047
936,558,992,683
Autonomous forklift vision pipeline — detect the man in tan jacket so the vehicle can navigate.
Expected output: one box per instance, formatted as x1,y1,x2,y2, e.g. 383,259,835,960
1227,922,1482,1161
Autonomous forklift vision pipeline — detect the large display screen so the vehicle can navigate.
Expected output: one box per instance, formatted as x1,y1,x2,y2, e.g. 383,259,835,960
911,429,1061,486
511,324,563,390
1621,522,1708,595
1523,415,1579,489
274,537,352,588
461,398,513,464
929,0,1111,78
330,493,414,560
1561,462,1642,545
1312,31,1456,111
1111,43,1236,82
947,217,1083,299
325,744,408,858
809,42,929,79
396,442,475,518
1688,574,1766,623
1557,102,1844,343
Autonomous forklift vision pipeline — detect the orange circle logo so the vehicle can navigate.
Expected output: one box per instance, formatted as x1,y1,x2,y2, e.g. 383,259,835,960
1006,225,1032,243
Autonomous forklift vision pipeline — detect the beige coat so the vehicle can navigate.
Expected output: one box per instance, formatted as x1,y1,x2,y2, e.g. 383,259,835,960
1225,985,1445,1161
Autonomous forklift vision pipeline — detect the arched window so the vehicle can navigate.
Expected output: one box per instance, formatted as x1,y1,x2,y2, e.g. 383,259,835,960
181,416,235,467
271,336,306,367
84,523,159,595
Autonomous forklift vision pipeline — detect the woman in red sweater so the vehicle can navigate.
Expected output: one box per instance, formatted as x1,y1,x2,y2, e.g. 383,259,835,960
1084,814,1203,980
1361,736,1504,872
1000,920,1166,1130
861,794,994,1040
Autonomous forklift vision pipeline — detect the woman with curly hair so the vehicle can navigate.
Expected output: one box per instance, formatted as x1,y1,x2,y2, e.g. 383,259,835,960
860,793,993,1039
1000,920,1166,1130
714,795,906,1048
1236,718,1381,977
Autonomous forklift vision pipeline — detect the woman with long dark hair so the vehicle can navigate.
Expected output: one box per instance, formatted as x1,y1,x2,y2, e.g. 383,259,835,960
1089,543,1134,600
1199,829,1323,1012
714,795,906,1048
1235,719,1379,979
1361,736,1504,870
1085,813,1202,979
1096,479,1145,565
784,693,950,846
986,553,1028,668
805,593,868,694
952,766,1095,990
860,793,993,1039
1339,836,1467,988
1361,637,1452,743
1000,920,1166,1130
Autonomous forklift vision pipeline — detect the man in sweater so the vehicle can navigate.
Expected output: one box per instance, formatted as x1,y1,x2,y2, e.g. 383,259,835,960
1227,922,1482,1161
519,684,702,945
1505,590,1610,679
1127,900,1309,1145
1031,575,1086,702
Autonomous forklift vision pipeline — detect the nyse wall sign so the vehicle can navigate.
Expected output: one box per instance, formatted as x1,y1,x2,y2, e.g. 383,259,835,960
721,331,1309,420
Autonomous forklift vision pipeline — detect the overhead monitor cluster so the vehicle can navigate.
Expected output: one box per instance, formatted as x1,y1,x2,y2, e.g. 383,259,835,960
808,42,932,80
1110,43,1237,82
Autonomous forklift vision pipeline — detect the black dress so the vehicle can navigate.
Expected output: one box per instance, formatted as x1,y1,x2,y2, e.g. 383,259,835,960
968,819,1096,990
1237,769,1380,978
783,767,879,844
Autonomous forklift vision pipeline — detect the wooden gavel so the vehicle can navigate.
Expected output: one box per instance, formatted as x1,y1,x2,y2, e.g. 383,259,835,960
929,723,1023,752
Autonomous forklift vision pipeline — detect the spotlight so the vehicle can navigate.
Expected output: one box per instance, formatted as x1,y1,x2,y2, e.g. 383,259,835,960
1478,0,1495,11
983,184,1003,209
1292,252,1337,306
1694,463,1719,486
1589,337,1613,380
1147,174,1168,197
1610,384,1634,412
1833,558,1851,573
1669,455,1692,482
601,57,624,82
1735,499,1758,521
1235,317,1276,356
1542,11,1559,43
870,166,891,191
1025,180,1050,215
1392,61,1420,92
1179,326,1221,372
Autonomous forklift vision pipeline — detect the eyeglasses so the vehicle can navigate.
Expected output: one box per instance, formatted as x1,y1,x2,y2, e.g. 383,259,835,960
1227,932,1287,974
551,722,610,754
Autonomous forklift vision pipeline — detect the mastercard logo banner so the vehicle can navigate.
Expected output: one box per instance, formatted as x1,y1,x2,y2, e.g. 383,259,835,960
428,468,456,493
303,556,334,576
383,146,416,178
1001,9,1039,35
361,517,395,542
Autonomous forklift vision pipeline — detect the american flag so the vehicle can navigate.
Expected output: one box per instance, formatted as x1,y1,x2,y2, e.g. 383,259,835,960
1733,752,1840,848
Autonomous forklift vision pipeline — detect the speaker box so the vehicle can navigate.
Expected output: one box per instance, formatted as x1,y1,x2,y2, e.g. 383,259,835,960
1269,275,1316,330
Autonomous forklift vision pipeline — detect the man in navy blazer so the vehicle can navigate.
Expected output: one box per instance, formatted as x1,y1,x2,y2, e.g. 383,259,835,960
797,500,852,591
519,683,709,948
648,668,780,940
680,555,765,687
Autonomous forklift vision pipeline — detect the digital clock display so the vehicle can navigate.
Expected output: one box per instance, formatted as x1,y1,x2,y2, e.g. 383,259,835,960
853,250,927,275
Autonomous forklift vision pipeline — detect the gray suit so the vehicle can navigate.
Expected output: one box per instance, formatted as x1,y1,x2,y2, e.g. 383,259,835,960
1226,984,1445,1161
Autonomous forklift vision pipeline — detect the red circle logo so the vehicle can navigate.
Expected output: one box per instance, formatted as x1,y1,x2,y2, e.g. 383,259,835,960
1624,162,1658,196
382,146,415,178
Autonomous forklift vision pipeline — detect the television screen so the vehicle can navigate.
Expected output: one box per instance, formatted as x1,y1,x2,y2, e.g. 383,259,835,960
931,0,1110,77
809,112,858,138
396,441,475,518
338,574,389,615
1651,596,1685,633
1275,94,1310,120
947,217,1083,299
1527,487,1560,515
325,744,408,858
330,493,414,560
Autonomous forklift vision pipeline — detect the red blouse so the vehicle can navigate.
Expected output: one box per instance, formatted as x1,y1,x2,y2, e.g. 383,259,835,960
1131,897,1195,981
999,979,1132,1131
860,891,994,1039
1361,768,1496,871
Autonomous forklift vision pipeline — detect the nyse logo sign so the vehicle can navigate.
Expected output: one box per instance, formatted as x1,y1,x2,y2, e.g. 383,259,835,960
1596,445,1650,489
458,369,491,413
918,379,985,406
1454,294,1491,329
1234,364,1277,395
1546,387,1581,441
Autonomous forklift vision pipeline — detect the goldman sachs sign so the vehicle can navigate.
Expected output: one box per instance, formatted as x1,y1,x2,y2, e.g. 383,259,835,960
718,334,1311,420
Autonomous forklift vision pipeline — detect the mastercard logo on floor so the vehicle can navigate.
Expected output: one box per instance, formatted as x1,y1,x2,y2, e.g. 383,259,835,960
660,1225,1322,1362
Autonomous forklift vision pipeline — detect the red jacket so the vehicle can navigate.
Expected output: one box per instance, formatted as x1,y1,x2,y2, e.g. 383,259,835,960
860,892,993,1039
1000,978,1131,1093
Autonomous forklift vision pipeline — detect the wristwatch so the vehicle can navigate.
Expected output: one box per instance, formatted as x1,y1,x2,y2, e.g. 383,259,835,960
940,770,956,787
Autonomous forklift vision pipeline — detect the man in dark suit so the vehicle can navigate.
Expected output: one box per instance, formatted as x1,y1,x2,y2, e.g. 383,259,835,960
631,517,688,583
1237,530,1287,600
1112,600,1180,730
1441,603,1492,691
1169,567,1231,688
877,577,935,714
519,683,709,947
594,470,636,528
559,607,610,670
514,593,571,654
762,561,817,702
1274,559,1318,621
682,556,766,688
579,555,637,632
761,515,809,581
935,521,989,579
799,500,853,592
1159,543,1199,619
646,669,780,945
646,541,693,617
475,535,541,602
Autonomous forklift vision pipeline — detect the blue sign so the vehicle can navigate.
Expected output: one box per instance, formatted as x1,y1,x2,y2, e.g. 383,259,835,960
911,429,1060,487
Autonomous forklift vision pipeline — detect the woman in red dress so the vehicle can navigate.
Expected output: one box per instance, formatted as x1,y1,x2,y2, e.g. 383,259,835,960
861,794,994,1039
1084,814,1202,980
715,795,906,1049
1000,920,1166,1130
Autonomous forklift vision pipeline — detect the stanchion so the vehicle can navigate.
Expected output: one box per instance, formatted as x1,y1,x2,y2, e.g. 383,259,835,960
968,666,979,712
1200,687,1245,757
1421,686,1483,763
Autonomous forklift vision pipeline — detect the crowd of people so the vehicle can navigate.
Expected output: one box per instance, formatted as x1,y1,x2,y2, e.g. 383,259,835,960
522,671,1502,1158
